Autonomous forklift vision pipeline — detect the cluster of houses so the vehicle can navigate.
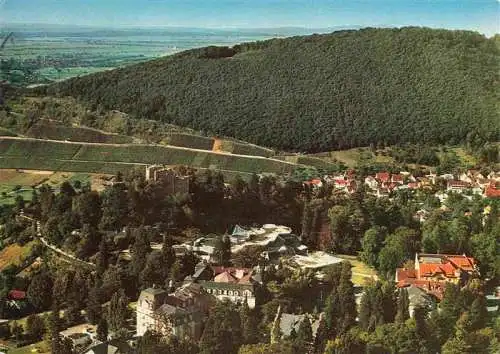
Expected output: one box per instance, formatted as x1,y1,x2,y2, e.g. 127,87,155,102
304,169,500,200
365,169,500,198
395,253,478,314
135,223,346,341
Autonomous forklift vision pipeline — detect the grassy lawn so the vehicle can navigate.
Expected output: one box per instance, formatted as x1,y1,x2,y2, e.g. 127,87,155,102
335,254,378,286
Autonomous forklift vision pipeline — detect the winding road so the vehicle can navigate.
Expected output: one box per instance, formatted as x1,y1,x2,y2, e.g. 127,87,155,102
19,214,96,268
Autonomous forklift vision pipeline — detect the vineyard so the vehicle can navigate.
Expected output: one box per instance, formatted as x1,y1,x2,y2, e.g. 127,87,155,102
218,139,275,157
0,138,297,175
164,133,214,151
25,120,133,144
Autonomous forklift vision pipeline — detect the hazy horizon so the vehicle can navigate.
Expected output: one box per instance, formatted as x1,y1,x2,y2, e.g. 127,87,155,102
1,0,498,36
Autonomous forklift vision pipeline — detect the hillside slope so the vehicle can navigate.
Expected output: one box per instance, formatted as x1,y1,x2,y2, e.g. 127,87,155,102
0,137,296,175
45,27,499,152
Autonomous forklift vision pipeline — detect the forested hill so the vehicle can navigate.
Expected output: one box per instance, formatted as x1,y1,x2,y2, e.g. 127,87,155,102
44,27,499,152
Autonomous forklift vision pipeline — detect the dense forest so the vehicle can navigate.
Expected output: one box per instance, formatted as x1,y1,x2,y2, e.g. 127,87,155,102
43,27,499,152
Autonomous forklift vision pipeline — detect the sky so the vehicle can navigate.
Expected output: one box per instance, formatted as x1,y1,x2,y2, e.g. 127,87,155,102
0,0,498,35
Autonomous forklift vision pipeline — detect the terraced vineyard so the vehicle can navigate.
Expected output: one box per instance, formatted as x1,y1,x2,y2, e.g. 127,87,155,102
26,120,133,144
0,137,297,176
164,133,214,150
218,139,275,157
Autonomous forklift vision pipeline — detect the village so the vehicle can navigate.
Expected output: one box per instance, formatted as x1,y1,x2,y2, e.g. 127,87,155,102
0,162,497,353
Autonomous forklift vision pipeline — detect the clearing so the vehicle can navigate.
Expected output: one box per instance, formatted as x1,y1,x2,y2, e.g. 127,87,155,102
335,254,378,286
0,242,36,271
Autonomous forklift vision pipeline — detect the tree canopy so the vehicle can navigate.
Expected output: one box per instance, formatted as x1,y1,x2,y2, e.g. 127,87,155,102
46,27,499,152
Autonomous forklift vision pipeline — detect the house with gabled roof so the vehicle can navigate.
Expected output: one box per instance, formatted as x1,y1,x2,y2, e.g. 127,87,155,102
485,182,500,198
396,253,477,300
446,180,471,193
136,283,212,339
375,172,390,183
391,174,404,184
187,262,259,308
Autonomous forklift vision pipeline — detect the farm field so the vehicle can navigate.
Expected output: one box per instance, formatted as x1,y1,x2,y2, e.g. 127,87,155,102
0,242,36,271
0,137,297,176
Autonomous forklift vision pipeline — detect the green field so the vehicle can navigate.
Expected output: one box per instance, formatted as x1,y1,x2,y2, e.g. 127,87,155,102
25,120,133,144
0,138,296,176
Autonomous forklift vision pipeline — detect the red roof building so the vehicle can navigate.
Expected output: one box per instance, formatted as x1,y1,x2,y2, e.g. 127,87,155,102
375,172,390,183
8,290,26,300
334,179,349,186
212,267,253,285
396,253,477,300
485,182,500,198
303,179,323,189
391,174,404,184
